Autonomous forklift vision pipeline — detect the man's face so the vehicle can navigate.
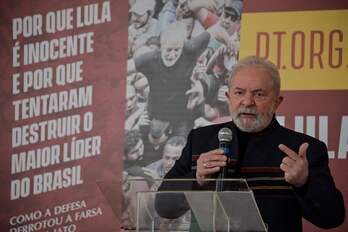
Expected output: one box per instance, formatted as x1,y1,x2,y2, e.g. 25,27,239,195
127,139,144,161
219,9,240,33
148,132,168,150
131,12,149,29
161,39,184,67
162,144,183,174
126,85,137,115
226,66,282,132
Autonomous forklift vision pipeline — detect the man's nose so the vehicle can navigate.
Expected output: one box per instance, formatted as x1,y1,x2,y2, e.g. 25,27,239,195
222,16,230,23
168,159,175,166
241,93,255,106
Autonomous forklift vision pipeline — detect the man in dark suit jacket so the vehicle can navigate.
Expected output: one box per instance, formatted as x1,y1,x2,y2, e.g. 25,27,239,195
156,56,345,232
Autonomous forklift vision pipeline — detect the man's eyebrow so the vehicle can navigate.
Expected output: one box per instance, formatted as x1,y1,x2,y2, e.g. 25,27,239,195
252,88,265,93
232,87,267,93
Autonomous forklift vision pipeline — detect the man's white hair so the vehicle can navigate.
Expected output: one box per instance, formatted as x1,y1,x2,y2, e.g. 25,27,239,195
229,56,281,96
160,22,187,45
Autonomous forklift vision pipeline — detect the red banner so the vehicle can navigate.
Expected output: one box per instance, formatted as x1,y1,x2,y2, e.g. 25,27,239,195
0,0,127,231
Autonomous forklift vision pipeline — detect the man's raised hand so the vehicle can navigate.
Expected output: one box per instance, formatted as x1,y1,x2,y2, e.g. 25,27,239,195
279,143,309,187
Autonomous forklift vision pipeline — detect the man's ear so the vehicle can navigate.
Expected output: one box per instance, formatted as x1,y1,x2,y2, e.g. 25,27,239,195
225,91,230,100
274,95,284,110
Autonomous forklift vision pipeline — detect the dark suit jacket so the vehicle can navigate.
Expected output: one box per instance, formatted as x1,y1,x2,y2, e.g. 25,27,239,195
157,118,345,232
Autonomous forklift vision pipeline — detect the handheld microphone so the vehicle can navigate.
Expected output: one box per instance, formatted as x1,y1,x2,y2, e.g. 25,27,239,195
216,127,233,191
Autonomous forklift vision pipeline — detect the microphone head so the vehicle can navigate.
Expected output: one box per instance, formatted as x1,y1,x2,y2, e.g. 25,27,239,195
218,127,233,142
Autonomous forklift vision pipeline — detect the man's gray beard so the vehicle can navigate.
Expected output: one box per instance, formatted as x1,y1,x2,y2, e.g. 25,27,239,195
161,51,182,67
231,106,274,132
